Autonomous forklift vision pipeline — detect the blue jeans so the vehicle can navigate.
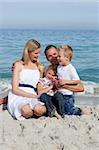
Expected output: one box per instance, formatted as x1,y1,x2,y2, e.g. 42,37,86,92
40,93,56,117
53,92,81,116
53,92,65,117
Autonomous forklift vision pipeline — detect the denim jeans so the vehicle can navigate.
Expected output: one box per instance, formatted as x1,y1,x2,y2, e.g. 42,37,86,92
53,92,81,116
40,93,56,117
53,92,65,117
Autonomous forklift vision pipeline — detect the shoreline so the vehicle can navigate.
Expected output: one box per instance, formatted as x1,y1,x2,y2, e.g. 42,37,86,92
0,89,99,106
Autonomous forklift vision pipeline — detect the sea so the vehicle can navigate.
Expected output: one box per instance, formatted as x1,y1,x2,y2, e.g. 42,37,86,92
0,29,99,98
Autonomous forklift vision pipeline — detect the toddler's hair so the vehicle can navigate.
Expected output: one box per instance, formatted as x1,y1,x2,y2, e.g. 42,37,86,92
45,65,57,75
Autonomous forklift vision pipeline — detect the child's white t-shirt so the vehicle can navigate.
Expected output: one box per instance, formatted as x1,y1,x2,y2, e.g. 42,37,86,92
57,63,80,95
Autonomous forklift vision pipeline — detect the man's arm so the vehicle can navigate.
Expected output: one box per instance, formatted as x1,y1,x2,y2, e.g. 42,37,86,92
61,82,84,92
12,60,24,71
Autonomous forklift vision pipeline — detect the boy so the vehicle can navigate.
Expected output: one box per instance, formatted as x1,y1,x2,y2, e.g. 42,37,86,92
54,45,82,117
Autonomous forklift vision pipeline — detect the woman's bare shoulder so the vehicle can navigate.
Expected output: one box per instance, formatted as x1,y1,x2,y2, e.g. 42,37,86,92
14,61,24,70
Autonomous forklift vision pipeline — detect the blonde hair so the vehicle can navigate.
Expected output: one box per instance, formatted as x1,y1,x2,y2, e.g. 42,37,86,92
22,39,41,64
58,45,73,61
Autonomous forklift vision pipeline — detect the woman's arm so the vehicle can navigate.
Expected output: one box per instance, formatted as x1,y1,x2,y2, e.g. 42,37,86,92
12,62,38,98
37,82,53,95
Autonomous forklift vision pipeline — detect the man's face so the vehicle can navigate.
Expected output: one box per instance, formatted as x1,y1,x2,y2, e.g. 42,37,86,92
46,47,59,65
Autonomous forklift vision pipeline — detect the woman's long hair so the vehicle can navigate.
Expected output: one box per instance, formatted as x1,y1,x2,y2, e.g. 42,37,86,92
22,39,41,64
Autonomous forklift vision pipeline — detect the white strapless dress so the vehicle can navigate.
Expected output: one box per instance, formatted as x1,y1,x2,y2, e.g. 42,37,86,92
7,69,44,120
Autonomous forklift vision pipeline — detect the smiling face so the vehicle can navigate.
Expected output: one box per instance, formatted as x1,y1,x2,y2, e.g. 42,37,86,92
58,50,70,66
28,48,40,62
45,69,56,80
46,47,59,65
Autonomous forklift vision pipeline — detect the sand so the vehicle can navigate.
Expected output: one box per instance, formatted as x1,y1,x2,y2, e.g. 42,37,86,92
0,103,99,150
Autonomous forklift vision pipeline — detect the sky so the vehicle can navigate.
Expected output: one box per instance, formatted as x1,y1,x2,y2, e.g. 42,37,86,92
0,0,99,30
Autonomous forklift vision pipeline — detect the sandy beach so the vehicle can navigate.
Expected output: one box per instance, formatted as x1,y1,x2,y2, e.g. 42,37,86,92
0,102,99,150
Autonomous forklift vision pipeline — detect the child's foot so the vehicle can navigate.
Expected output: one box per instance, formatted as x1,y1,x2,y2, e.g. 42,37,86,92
54,110,62,119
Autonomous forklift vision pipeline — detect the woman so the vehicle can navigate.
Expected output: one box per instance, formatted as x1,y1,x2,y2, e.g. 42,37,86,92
7,39,46,120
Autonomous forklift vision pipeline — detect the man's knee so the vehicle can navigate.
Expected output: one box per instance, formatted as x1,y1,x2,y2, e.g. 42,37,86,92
21,105,33,118
34,105,46,116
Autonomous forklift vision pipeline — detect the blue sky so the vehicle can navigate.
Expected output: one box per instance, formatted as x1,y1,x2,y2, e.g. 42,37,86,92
0,0,99,29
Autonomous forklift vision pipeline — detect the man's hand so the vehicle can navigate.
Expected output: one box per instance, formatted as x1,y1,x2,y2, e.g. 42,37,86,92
54,79,61,88
57,79,66,86
12,60,24,72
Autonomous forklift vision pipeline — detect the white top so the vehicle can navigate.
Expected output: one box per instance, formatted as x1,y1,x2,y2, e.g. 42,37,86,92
7,69,44,120
57,63,80,95
19,69,40,88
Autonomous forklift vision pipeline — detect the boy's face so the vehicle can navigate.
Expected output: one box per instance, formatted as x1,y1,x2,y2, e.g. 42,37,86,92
46,69,56,80
58,51,69,66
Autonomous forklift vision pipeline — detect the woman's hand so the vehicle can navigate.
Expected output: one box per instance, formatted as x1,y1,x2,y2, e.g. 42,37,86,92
32,94,40,99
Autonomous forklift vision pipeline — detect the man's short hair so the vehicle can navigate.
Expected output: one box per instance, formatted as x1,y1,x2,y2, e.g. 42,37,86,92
44,45,57,58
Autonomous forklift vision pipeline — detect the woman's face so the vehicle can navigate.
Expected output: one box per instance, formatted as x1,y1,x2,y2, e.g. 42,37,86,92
29,48,40,62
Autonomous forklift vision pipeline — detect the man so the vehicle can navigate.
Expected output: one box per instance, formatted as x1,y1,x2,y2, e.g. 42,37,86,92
44,45,84,92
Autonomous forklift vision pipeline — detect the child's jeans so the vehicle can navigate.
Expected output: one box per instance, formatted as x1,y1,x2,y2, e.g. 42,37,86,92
53,92,65,117
53,92,81,116
40,93,56,117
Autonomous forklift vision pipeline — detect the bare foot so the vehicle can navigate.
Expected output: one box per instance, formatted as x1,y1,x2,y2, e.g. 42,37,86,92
54,110,62,119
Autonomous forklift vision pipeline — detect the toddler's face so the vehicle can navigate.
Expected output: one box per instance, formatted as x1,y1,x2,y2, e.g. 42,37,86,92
46,69,56,80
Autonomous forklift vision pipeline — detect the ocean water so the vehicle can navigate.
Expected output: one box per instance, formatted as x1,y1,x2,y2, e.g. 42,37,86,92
0,29,99,96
